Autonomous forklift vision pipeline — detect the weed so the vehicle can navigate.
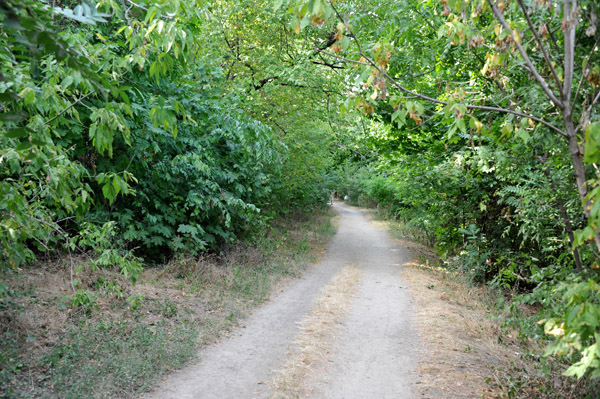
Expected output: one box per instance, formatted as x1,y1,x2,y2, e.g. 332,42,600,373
62,289,98,313
153,298,178,318
127,293,145,311
0,332,24,397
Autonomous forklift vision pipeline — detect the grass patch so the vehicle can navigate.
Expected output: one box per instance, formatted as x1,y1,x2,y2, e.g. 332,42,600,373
0,207,336,399
44,318,198,399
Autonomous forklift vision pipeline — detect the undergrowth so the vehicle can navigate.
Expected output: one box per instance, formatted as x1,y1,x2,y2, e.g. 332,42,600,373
0,208,336,399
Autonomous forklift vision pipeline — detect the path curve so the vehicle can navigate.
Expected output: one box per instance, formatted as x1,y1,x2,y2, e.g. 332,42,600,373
141,202,418,399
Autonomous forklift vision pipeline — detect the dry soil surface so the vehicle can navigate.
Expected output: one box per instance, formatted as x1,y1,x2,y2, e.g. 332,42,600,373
142,202,419,399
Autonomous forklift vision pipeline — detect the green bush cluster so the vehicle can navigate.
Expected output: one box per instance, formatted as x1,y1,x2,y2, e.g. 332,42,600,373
0,0,333,277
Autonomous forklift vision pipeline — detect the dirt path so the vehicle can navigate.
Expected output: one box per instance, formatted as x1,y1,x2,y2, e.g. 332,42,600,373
142,202,418,399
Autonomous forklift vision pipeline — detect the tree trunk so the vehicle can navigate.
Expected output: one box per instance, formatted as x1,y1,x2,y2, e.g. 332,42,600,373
564,113,600,253
542,165,583,271
565,118,587,206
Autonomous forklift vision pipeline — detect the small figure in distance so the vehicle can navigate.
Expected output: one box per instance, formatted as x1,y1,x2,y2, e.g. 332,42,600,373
343,195,349,201
330,192,334,205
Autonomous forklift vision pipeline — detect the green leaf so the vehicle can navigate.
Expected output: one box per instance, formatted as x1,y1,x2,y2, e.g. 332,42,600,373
274,0,285,11
457,118,466,133
501,122,514,137
102,182,117,204
120,89,130,106
3,128,31,139
145,21,158,38
300,16,310,30
19,87,36,105
341,36,351,51
0,111,28,122
414,102,424,115
584,123,600,164
515,128,530,144
177,224,198,235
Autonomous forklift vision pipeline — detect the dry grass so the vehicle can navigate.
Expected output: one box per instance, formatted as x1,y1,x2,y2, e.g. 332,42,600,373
268,265,362,399
367,213,600,398
401,261,514,398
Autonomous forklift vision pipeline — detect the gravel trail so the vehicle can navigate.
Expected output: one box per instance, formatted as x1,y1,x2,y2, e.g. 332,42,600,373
142,202,418,399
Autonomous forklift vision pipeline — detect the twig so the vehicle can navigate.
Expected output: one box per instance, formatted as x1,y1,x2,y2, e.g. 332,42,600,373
314,48,370,65
120,0,133,25
573,36,600,107
547,25,562,55
408,0,436,33
45,92,93,125
268,115,288,136
575,91,600,134
486,0,563,109
516,0,562,95
562,0,577,104
122,0,147,11
68,238,76,293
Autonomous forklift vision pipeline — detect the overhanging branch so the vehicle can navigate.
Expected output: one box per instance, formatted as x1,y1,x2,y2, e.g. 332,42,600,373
326,0,567,137
516,0,562,95
487,0,564,109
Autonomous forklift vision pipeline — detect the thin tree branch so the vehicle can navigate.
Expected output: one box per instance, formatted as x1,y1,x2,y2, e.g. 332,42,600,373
312,60,345,69
575,91,600,134
547,25,562,55
486,0,564,109
562,0,577,105
119,0,133,25
45,92,93,125
470,49,511,95
314,48,370,65
253,76,279,90
468,104,566,136
360,50,565,135
280,82,337,94
325,1,567,137
573,35,600,107
408,0,436,33
516,0,562,95
122,0,147,11
268,116,288,136
592,91,600,111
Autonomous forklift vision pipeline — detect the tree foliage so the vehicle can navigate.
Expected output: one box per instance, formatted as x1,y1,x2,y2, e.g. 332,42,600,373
0,0,341,275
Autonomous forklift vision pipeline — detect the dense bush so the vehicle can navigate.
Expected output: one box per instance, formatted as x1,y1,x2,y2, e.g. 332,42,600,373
0,0,336,272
